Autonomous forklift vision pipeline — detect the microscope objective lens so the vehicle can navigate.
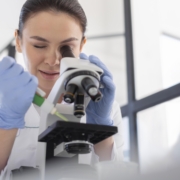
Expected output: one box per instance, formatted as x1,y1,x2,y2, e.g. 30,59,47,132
65,98,71,103
64,84,78,103
88,87,98,96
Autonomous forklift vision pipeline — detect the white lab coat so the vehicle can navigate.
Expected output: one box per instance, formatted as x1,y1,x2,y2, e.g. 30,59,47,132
0,100,124,178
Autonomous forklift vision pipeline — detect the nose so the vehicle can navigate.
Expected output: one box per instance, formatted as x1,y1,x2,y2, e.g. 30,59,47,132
44,49,61,66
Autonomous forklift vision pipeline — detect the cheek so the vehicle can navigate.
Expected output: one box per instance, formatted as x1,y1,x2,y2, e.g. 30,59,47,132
73,46,82,58
23,45,44,74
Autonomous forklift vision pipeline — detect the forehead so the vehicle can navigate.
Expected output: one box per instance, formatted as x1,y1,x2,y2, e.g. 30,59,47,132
22,11,83,39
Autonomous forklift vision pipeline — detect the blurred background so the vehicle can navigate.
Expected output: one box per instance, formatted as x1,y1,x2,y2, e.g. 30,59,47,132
1,0,180,173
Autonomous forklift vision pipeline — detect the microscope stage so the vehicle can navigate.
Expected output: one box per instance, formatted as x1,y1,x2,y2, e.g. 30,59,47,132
38,121,118,146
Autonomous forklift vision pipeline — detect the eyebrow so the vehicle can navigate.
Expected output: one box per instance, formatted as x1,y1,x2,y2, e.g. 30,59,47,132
30,36,79,43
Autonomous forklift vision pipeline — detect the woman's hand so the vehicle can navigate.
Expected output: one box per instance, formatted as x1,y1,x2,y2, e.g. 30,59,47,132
0,57,38,129
80,53,115,126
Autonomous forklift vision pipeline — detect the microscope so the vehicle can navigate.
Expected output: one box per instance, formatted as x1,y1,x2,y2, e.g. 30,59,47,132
36,46,118,179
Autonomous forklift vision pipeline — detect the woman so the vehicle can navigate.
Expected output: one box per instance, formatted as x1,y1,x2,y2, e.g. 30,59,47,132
0,0,124,175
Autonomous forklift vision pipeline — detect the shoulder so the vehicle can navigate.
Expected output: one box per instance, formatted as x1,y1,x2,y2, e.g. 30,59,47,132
7,104,40,170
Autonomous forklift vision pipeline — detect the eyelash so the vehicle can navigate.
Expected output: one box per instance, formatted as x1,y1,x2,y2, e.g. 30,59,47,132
34,45,46,49
33,45,74,50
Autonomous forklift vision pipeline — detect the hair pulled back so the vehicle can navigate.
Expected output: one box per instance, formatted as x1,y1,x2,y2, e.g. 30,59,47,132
18,0,87,37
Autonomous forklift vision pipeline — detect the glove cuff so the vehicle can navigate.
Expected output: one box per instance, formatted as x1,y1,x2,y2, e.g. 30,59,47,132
0,117,25,129
86,114,113,126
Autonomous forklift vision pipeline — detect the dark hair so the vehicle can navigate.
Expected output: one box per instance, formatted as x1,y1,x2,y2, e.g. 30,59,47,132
18,0,87,37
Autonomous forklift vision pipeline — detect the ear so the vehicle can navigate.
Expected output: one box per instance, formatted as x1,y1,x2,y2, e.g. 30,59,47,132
14,29,22,53
80,37,87,52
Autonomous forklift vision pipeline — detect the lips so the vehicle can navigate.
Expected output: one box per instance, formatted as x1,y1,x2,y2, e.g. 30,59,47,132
39,70,60,80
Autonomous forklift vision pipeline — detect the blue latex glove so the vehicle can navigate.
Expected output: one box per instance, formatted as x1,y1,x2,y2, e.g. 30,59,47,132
0,57,38,129
80,53,115,126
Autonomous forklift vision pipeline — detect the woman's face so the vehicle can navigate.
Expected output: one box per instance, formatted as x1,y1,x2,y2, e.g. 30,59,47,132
15,11,86,96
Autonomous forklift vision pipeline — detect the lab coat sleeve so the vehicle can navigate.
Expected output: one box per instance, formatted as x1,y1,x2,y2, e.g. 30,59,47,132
3,104,40,172
91,100,124,164
110,100,124,161
0,165,12,180
6,128,39,171
0,166,6,180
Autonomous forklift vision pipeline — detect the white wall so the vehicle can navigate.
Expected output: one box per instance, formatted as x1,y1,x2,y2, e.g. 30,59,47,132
0,0,26,50
79,0,124,36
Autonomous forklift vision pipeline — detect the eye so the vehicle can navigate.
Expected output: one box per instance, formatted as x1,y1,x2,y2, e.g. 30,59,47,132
34,45,46,49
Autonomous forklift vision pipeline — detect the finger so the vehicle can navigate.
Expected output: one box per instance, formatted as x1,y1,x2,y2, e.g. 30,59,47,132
17,75,38,99
89,55,113,79
0,56,15,74
20,72,37,86
79,53,89,60
102,76,116,92
11,72,35,90
2,63,24,80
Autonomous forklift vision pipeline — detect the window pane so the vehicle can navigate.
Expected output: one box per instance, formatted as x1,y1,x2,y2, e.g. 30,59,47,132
132,0,180,99
132,0,163,99
160,0,180,38
79,0,124,36
82,37,127,106
160,34,180,88
137,98,180,173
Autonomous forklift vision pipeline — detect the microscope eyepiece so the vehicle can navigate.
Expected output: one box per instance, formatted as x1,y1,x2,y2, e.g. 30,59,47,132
60,45,75,58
